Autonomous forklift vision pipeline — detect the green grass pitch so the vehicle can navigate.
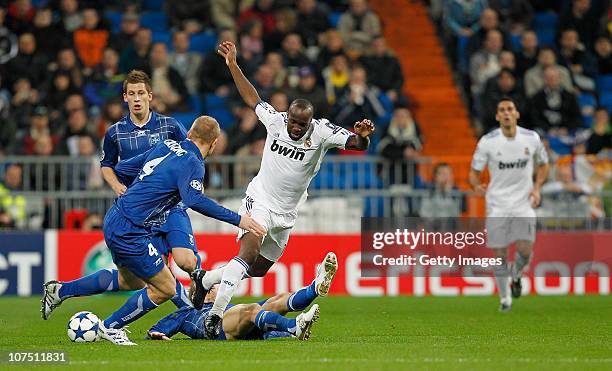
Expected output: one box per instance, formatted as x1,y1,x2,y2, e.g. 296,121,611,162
0,295,610,370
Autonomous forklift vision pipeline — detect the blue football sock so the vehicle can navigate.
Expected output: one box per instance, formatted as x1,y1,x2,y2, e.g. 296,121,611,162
58,269,119,299
254,310,296,334
286,281,317,311
103,288,158,329
263,330,294,340
170,279,191,308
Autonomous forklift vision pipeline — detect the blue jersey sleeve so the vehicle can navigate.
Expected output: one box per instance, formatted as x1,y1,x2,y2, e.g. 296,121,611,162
100,126,119,168
178,157,241,226
173,119,188,141
114,147,154,186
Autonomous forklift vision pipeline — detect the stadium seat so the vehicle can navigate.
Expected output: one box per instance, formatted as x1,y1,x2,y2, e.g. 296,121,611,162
105,11,122,34
363,196,385,217
171,112,198,129
577,93,596,128
329,12,342,28
536,30,556,47
144,0,165,11
510,34,521,52
457,35,469,73
190,32,218,53
191,95,203,114
600,92,612,111
140,12,168,32
596,74,612,93
208,108,234,129
533,13,558,31
205,94,226,110
152,31,172,47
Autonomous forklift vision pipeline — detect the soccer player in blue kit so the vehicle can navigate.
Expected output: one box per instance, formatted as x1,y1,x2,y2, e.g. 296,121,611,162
42,116,266,345
145,252,338,342
40,70,199,323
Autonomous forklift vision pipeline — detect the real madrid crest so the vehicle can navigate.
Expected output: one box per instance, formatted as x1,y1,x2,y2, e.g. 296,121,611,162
305,138,312,148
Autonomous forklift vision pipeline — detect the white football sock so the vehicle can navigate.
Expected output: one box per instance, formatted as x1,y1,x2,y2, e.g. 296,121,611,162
493,260,510,300
202,266,225,290
210,257,248,317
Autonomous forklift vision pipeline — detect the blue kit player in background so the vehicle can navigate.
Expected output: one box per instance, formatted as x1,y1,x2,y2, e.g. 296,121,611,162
42,70,196,316
146,252,338,342
42,116,266,345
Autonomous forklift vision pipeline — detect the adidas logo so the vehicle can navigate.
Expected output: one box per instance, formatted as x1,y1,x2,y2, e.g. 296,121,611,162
270,139,305,161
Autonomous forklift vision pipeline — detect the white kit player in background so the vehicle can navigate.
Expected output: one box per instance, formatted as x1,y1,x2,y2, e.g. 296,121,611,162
190,40,375,338
469,98,549,312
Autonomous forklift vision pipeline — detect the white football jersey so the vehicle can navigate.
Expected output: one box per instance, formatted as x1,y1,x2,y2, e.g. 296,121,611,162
246,101,353,214
471,126,548,211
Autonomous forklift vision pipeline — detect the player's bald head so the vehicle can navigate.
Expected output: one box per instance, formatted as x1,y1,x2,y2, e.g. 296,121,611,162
189,116,221,145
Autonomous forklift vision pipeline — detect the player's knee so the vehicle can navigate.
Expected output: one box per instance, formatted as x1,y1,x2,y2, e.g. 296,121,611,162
173,251,197,273
245,303,262,321
246,265,269,277
153,281,177,302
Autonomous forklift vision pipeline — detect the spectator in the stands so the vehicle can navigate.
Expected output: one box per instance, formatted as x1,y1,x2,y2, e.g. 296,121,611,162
419,163,466,218
30,134,60,191
0,100,16,155
226,106,266,155
281,33,309,70
264,51,288,88
269,90,289,112
73,8,109,69
594,35,612,75
169,31,202,95
97,97,125,138
166,0,210,32
586,108,611,155
109,12,140,51
322,53,350,105
469,29,503,98
119,27,152,73
557,28,597,91
288,66,329,117
21,106,59,155
238,0,276,34
540,164,592,217
228,63,275,112
0,164,26,229
7,33,47,88
558,0,602,50
464,9,511,64
264,8,297,54
86,48,124,107
199,29,242,96
210,0,252,31
481,68,527,133
59,0,82,33
524,47,573,97
6,0,35,34
240,19,265,71
296,0,331,48
69,135,101,190
315,29,345,73
442,0,486,64
10,77,39,133
32,7,70,56
333,65,384,127
149,42,190,113
529,66,583,134
57,108,96,156
516,30,539,77
377,100,422,185
487,0,533,35
338,0,381,54
50,48,84,90
45,71,78,114
359,35,404,103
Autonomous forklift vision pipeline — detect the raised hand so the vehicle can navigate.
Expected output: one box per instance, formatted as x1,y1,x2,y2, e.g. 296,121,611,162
354,119,376,137
217,41,238,66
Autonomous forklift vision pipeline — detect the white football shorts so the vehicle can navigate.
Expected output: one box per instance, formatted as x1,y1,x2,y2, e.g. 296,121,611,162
486,204,536,248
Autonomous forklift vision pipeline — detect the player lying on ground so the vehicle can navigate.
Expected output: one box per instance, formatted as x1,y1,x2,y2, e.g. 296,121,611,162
469,97,549,312
148,252,338,341
191,40,375,339
42,117,266,345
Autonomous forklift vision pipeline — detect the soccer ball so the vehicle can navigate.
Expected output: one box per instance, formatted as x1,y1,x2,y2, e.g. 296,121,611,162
67,311,100,342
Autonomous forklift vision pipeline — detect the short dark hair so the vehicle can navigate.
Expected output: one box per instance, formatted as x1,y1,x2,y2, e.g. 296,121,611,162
497,96,516,107
433,162,450,177
289,98,313,113
123,70,152,93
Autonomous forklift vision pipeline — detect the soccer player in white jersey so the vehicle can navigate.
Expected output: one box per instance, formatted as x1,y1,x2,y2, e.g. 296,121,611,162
191,41,375,337
469,98,549,312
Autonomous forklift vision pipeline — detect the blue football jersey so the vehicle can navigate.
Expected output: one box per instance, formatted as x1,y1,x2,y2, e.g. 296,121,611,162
114,139,240,228
100,111,188,169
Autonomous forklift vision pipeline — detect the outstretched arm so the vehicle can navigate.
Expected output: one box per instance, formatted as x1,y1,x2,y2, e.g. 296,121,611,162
217,41,261,108
345,119,375,150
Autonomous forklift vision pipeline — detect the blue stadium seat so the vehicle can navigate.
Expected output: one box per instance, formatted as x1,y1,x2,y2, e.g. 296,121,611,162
105,11,122,34
577,93,596,128
312,162,345,190
205,94,226,110
348,162,382,189
547,135,572,156
533,13,558,31
32,0,48,7
171,112,198,130
208,108,234,129
596,74,612,93
457,35,469,73
511,34,521,52
140,12,168,32
191,95,203,114
363,196,386,217
190,32,218,53
536,30,555,47
151,31,172,47
600,92,612,111
144,0,165,11
329,12,342,28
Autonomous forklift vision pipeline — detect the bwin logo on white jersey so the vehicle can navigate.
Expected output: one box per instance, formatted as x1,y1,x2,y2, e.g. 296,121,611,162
270,139,305,161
